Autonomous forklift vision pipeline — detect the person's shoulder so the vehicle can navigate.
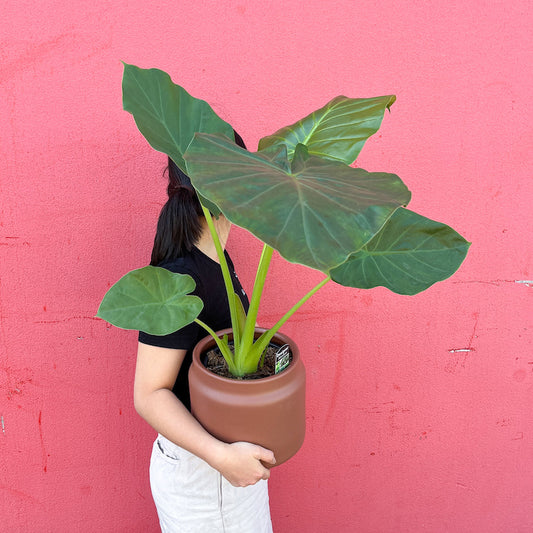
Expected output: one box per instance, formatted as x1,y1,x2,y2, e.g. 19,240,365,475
157,255,197,278
159,250,213,293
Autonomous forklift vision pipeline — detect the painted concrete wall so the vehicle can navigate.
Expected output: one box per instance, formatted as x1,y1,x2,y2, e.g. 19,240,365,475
1,1,531,531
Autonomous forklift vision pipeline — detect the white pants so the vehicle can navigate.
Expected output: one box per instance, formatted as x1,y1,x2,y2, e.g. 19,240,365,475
150,435,273,533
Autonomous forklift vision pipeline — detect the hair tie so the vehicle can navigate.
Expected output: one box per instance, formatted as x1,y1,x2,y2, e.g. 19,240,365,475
168,183,193,197
167,184,180,196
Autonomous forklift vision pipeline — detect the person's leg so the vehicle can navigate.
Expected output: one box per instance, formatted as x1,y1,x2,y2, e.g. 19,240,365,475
220,473,273,533
149,435,224,532
150,434,273,532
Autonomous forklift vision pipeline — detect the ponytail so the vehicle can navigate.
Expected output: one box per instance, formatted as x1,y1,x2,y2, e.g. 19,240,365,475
150,160,203,265
150,131,247,266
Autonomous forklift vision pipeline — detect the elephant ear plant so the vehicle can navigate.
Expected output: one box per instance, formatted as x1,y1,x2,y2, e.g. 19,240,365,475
97,63,470,377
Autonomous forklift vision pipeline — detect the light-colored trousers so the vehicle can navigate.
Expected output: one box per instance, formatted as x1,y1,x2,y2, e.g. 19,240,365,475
150,435,273,533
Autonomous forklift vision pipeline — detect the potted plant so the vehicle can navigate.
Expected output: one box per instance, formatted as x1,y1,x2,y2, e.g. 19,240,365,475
97,63,470,464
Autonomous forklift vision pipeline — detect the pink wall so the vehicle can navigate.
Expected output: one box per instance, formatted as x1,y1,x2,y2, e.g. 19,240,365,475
1,1,531,531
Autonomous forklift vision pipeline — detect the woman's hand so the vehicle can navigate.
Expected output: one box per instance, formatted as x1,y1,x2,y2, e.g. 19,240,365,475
212,441,276,487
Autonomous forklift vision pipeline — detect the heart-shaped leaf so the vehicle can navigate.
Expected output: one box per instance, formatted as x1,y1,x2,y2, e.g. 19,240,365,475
258,95,396,164
184,133,411,272
122,63,234,172
96,266,203,335
330,208,471,295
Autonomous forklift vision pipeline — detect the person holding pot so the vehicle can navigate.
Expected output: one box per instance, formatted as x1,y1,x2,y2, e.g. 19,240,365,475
134,134,275,532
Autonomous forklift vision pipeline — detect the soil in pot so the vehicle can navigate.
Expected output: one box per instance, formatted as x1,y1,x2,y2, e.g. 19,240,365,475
204,344,293,380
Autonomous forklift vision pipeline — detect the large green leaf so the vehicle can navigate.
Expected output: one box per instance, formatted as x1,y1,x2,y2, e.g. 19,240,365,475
330,209,471,295
183,133,411,272
96,266,203,335
258,95,396,164
121,63,234,172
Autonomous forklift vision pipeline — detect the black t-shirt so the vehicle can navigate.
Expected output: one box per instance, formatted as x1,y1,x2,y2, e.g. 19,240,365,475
138,246,249,410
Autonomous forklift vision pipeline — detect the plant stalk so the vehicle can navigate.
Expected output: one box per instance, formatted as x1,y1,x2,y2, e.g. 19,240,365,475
236,244,274,367
200,204,241,346
252,275,331,357
194,318,239,376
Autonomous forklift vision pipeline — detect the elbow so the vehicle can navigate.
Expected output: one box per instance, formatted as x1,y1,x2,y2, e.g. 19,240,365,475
133,385,172,420
133,395,141,416
133,386,149,419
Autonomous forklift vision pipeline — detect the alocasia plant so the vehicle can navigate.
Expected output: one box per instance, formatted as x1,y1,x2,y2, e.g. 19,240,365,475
97,63,470,377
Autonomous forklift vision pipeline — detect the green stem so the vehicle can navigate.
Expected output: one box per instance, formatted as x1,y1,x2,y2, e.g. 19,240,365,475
194,317,221,344
194,318,238,376
200,205,240,347
236,244,274,368
252,275,331,357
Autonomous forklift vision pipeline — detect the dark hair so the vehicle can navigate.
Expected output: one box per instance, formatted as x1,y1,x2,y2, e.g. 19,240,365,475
150,131,246,266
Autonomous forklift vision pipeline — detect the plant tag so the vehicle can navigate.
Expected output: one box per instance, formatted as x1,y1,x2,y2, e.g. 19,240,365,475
274,344,291,374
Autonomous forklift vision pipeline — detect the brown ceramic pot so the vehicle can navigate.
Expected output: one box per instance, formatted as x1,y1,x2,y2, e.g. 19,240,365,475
189,328,306,466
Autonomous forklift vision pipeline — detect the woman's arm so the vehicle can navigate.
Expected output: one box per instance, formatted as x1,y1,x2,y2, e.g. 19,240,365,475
134,341,276,487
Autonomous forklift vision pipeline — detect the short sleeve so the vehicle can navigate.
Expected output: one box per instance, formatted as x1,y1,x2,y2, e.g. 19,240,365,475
138,320,201,350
